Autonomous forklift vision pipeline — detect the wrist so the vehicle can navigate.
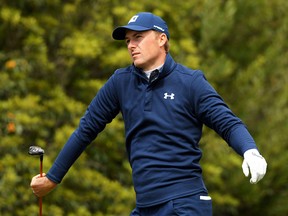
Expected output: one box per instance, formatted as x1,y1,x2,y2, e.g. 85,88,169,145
244,148,259,158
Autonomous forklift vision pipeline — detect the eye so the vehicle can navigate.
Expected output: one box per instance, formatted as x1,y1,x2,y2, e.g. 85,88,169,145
136,34,142,39
125,39,130,45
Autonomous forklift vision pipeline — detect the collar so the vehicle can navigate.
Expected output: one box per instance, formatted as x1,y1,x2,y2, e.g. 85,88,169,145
143,64,164,79
133,53,177,81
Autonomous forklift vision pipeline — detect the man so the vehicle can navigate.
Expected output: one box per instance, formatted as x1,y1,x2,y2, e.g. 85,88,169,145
31,12,267,215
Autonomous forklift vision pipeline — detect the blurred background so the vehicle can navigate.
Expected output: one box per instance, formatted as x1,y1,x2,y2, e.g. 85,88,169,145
0,0,287,215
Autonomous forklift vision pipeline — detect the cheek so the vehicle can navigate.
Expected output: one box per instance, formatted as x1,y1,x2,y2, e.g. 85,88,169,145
147,45,160,58
138,38,159,58
143,41,156,54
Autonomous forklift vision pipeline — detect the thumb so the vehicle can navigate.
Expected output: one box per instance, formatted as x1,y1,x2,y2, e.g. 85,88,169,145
34,173,46,179
250,172,258,184
242,159,250,177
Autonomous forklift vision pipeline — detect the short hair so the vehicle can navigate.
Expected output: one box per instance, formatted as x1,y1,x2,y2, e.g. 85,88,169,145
154,31,170,53
164,40,170,53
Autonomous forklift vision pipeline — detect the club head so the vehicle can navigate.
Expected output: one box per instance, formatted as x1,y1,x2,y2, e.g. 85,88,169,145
28,146,45,156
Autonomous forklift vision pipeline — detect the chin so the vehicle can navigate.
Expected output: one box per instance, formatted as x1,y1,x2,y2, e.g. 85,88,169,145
134,62,144,69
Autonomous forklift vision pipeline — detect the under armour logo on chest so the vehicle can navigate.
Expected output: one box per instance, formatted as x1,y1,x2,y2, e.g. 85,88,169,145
164,93,175,100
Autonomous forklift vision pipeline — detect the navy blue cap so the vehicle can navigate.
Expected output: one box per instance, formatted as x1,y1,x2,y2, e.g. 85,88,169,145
112,12,170,40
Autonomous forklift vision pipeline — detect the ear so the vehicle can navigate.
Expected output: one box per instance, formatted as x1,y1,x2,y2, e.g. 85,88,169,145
159,33,168,46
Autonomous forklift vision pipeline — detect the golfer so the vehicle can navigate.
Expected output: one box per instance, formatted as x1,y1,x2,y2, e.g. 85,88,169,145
31,12,267,215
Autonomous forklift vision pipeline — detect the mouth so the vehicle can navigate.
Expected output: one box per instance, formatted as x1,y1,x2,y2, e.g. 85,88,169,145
131,52,140,58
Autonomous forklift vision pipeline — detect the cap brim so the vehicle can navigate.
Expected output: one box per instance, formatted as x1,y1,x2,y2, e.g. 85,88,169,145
112,25,151,40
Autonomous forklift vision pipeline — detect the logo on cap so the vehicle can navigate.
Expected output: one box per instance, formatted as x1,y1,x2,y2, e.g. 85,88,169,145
154,25,164,32
128,15,139,24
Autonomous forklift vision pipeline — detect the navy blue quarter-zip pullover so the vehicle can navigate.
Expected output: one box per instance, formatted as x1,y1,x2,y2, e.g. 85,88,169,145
47,53,257,207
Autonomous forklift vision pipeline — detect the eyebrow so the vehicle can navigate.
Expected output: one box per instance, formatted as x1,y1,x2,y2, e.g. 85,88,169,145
125,31,145,40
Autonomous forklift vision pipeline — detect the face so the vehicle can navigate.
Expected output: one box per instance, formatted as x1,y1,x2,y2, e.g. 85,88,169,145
125,30,167,71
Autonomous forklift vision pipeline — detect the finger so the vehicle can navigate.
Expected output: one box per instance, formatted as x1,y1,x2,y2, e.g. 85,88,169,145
30,174,44,187
252,159,267,184
33,174,40,179
261,160,267,175
30,176,38,187
249,168,259,184
36,173,46,178
32,173,46,181
250,178,257,184
242,161,250,177
31,187,43,197
250,173,257,184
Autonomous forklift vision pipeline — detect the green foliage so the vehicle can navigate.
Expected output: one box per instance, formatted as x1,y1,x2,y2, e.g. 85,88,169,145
1,0,288,215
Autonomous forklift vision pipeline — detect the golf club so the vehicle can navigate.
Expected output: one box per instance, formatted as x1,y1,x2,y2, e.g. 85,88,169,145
28,146,45,216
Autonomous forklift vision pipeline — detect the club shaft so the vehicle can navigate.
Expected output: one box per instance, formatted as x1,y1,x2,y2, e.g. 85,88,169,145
39,156,43,216
39,198,42,216
40,156,43,177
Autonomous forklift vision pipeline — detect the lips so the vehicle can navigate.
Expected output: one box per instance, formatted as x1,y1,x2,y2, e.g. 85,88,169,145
132,52,140,58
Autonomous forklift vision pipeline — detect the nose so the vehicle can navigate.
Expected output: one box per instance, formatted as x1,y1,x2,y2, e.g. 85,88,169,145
127,39,136,50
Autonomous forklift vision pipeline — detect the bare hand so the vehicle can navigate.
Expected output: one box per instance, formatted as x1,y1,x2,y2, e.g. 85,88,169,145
30,173,57,197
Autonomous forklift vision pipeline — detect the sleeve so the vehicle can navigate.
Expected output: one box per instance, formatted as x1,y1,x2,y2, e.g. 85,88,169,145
191,71,257,156
46,74,120,183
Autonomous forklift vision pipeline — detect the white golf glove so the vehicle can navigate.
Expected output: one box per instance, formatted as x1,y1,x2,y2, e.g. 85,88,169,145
242,149,267,184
